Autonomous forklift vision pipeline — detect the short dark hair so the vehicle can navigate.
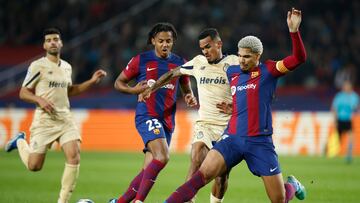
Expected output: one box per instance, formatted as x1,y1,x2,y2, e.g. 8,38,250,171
198,28,221,41
43,27,61,38
147,22,177,44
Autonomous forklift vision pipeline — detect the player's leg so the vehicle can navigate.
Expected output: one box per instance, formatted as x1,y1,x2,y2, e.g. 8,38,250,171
165,149,227,203
133,138,169,202
186,142,209,180
246,135,305,203
211,173,228,203
346,129,354,163
263,174,307,202
262,174,286,203
58,139,81,203
185,141,209,203
115,152,151,203
5,131,49,171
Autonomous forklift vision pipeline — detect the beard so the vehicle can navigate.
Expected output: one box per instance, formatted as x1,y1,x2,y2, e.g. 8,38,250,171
47,49,59,56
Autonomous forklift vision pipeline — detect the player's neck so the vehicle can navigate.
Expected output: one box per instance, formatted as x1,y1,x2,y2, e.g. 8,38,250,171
210,52,224,64
46,54,61,64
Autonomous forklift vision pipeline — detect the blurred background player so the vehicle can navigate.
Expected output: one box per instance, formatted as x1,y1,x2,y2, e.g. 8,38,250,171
139,28,239,203
111,22,197,203
331,80,360,163
164,8,307,203
4,28,107,203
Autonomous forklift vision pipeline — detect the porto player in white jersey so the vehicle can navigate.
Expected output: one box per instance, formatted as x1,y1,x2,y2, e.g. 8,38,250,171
5,28,107,203
164,8,307,203
140,28,238,203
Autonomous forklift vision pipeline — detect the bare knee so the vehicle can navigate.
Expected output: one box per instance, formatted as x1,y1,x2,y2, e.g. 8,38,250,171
28,162,43,172
153,152,169,164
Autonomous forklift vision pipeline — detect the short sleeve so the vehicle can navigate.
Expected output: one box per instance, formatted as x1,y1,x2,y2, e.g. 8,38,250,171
180,58,195,76
122,55,140,79
22,62,41,88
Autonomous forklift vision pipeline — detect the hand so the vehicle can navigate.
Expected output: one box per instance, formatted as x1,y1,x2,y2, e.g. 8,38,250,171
37,97,55,114
216,101,232,114
184,93,197,107
91,69,107,84
133,80,149,95
287,8,302,32
138,87,151,102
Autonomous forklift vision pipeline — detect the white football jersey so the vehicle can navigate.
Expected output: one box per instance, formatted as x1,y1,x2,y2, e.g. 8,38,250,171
180,55,239,125
23,57,72,114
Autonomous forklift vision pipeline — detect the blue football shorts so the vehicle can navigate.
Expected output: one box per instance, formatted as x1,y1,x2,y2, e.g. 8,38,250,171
213,134,281,176
135,116,172,152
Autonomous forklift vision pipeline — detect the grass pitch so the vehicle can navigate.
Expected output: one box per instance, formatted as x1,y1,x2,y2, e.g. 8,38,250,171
0,151,359,203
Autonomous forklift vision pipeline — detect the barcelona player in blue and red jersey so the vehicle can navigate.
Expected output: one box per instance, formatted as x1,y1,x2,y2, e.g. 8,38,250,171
112,23,197,203
165,8,307,203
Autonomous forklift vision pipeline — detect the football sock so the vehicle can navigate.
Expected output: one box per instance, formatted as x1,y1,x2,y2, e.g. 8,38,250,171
117,170,144,203
58,163,80,203
166,170,206,203
210,193,223,203
284,183,296,202
17,139,30,169
133,159,165,202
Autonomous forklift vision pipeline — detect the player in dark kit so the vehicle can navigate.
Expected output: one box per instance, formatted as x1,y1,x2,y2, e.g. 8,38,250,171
111,22,197,203
164,8,307,203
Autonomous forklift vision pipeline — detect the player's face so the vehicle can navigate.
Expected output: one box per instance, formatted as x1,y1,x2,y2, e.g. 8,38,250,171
43,34,63,56
152,31,174,58
199,36,222,63
238,48,260,71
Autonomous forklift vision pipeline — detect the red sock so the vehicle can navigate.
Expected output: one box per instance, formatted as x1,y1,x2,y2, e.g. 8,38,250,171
133,159,165,202
284,183,296,203
117,170,144,203
165,170,205,203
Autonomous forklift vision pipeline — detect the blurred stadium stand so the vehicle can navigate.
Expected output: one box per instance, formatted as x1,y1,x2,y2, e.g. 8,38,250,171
1,0,359,110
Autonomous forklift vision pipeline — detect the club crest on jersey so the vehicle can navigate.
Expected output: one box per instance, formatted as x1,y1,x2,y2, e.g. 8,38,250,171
196,131,204,139
153,128,160,135
251,71,259,78
223,63,230,72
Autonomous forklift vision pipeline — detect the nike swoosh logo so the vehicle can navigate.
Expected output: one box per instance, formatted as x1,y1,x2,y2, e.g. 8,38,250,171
270,167,278,172
147,67,157,71
231,76,238,81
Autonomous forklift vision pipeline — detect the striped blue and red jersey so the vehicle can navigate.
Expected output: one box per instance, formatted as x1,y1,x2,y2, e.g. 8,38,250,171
225,32,306,137
123,50,189,132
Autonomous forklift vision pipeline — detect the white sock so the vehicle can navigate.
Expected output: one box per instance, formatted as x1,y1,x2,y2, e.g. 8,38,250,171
17,139,30,169
210,193,224,203
58,163,80,203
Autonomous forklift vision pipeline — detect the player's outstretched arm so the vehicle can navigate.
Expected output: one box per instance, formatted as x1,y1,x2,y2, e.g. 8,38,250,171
138,66,183,102
276,8,307,73
68,69,107,96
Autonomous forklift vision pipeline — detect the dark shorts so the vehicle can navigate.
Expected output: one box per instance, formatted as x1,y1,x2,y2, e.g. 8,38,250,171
136,116,172,152
213,135,281,176
337,120,352,137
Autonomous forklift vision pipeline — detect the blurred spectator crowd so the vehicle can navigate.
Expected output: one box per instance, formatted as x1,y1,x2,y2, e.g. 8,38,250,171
1,0,359,89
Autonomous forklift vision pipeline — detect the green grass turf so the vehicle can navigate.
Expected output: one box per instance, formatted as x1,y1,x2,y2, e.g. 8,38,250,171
0,151,359,203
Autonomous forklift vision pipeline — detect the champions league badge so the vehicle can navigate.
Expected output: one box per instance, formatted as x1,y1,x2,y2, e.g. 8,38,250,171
223,63,230,72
